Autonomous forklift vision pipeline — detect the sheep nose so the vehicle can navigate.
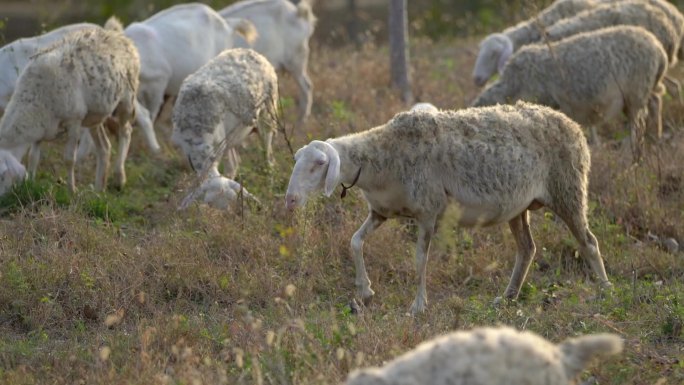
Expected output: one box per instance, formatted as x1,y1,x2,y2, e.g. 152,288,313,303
474,76,485,87
285,194,298,210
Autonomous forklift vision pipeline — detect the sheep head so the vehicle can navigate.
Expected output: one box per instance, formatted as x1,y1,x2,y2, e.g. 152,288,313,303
285,140,340,210
0,149,26,196
472,33,513,87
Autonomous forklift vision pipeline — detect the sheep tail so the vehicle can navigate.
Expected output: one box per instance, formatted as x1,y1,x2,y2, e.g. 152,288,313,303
296,0,317,27
104,16,124,32
560,333,623,379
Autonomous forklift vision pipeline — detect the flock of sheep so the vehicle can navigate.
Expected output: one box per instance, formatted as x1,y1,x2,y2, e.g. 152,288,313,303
4,0,684,383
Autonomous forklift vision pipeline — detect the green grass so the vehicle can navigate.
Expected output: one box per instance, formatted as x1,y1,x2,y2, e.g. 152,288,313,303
0,35,683,385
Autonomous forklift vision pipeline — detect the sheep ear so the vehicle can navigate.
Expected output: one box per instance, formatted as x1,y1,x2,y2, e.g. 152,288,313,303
497,36,513,74
320,141,340,197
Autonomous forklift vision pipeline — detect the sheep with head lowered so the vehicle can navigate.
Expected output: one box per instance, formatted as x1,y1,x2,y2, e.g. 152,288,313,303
473,0,598,87
124,3,256,149
285,101,611,315
345,326,623,385
172,48,278,209
472,26,667,153
219,0,316,123
0,24,140,194
0,19,158,176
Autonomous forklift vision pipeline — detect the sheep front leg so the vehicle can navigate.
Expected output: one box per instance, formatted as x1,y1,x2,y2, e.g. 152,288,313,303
91,124,111,191
113,121,132,189
350,210,386,305
502,211,536,300
410,220,435,315
27,143,41,179
63,122,83,193
286,53,313,123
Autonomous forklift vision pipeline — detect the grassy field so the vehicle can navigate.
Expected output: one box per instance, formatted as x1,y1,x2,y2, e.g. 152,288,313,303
0,34,683,384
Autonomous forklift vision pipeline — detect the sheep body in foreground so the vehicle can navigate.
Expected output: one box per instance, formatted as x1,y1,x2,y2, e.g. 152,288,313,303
473,0,597,86
472,26,667,148
0,26,140,193
285,101,611,314
346,326,623,385
172,48,278,186
219,0,316,123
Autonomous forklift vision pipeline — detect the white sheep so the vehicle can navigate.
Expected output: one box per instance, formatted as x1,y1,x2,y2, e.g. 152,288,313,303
0,20,159,175
172,48,278,207
543,0,683,103
124,3,256,146
545,1,679,64
472,26,668,150
473,0,597,86
0,25,140,193
346,326,623,385
219,0,316,123
599,0,684,59
285,101,612,314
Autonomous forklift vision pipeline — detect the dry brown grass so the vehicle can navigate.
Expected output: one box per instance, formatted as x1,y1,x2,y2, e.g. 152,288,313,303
0,34,683,385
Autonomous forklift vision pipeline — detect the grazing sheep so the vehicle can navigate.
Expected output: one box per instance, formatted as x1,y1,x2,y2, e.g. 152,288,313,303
219,0,316,123
472,26,667,151
346,326,623,385
546,1,679,65
409,102,439,113
171,48,278,184
285,102,612,314
0,25,140,193
0,21,159,160
473,0,597,86
600,0,684,60
125,3,256,147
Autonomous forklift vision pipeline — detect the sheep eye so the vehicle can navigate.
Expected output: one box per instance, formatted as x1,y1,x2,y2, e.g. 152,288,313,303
315,159,325,166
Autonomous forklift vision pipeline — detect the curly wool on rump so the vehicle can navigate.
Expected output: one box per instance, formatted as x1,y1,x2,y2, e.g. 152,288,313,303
0,24,140,194
472,26,668,146
345,326,623,385
286,102,611,314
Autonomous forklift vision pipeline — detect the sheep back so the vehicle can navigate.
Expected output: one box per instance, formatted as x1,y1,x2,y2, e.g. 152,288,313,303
331,101,589,222
546,1,679,64
473,26,667,128
0,27,140,147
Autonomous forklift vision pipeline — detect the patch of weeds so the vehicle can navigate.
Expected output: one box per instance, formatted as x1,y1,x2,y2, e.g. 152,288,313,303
330,100,353,121
82,193,123,223
0,179,52,214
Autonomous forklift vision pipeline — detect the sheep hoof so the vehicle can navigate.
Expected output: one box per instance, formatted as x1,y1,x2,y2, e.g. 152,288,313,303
409,298,427,315
358,287,374,306
492,296,516,308
348,298,362,315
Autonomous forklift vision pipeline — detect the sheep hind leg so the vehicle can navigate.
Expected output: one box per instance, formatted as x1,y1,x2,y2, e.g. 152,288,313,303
91,124,112,192
663,76,683,106
500,210,536,302
350,210,386,306
557,209,612,292
112,120,132,189
27,143,41,179
410,220,436,315
63,123,84,193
